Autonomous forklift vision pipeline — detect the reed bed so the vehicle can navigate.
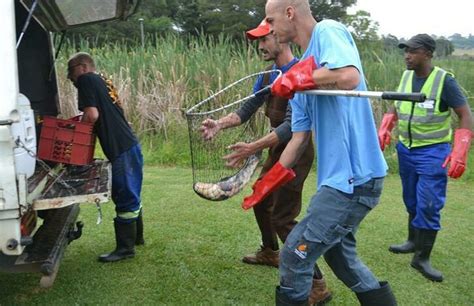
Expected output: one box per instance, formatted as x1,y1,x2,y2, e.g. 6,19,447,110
55,35,474,177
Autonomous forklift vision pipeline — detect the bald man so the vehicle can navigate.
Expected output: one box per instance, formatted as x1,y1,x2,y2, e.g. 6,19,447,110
201,20,331,305
241,0,397,304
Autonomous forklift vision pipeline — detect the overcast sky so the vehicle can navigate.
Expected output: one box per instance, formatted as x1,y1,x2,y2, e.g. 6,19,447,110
348,0,472,39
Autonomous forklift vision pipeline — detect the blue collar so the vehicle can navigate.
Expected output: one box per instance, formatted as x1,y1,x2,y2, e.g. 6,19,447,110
273,57,299,73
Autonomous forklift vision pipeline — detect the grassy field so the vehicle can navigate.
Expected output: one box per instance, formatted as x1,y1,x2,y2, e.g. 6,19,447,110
0,167,473,305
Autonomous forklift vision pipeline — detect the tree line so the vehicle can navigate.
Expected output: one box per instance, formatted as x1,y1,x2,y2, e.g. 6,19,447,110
66,0,468,57
66,0,356,43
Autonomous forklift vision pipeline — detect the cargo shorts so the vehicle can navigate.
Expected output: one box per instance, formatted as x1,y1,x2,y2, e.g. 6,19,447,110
278,178,384,301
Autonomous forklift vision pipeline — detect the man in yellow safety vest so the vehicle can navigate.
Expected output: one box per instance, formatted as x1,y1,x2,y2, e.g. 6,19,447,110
378,34,473,282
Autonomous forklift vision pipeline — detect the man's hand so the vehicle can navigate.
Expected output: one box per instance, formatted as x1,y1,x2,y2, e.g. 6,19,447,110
378,113,398,151
223,142,256,168
271,56,317,99
442,128,473,178
199,118,221,140
242,162,296,210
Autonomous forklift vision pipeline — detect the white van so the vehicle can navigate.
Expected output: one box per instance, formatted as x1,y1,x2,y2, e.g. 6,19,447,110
0,0,139,287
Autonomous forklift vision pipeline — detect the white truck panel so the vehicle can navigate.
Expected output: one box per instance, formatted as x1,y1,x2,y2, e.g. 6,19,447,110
0,0,20,119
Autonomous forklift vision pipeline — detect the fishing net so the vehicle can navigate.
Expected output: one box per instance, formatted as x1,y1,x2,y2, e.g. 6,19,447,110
186,70,281,201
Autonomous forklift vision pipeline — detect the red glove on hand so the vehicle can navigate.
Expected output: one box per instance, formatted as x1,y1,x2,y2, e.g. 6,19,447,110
442,128,473,179
242,162,296,210
271,56,317,99
378,113,398,151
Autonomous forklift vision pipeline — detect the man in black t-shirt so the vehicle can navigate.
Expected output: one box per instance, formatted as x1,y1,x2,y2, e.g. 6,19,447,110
67,52,144,263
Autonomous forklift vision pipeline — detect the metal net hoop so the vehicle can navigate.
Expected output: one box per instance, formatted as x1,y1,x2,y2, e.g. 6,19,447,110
185,70,281,200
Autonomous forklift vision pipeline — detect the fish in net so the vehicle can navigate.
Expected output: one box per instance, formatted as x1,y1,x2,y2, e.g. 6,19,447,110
186,71,281,201
193,152,261,201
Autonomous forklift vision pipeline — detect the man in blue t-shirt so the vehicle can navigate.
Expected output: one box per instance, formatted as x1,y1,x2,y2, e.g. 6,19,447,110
242,0,396,304
200,20,331,304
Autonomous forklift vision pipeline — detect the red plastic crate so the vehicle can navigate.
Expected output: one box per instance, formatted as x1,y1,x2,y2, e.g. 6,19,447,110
38,116,96,165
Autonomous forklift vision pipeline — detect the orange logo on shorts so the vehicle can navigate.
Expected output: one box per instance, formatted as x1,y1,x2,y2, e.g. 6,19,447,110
295,243,308,259
297,244,307,252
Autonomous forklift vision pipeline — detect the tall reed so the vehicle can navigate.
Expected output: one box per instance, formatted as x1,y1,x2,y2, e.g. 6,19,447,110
56,35,474,177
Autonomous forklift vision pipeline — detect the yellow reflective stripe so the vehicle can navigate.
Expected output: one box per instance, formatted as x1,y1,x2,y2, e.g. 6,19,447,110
117,207,142,220
398,112,450,123
399,128,450,140
395,71,412,109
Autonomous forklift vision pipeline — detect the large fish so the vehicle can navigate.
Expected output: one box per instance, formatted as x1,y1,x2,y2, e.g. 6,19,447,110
193,153,261,201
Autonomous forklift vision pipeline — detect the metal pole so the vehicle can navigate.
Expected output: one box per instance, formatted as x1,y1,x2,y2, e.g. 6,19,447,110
302,89,426,102
138,18,144,49
16,0,39,49
255,87,426,102
139,18,145,48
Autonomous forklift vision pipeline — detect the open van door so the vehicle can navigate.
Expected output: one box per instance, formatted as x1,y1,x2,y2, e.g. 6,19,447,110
13,0,141,212
19,0,139,32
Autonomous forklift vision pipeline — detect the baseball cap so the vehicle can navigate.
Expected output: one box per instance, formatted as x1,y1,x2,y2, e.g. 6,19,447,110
246,19,271,40
398,34,436,52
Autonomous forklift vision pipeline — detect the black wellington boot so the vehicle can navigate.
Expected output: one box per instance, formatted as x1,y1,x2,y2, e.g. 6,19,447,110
411,229,443,282
356,281,397,306
136,210,145,246
389,214,416,253
275,286,308,306
98,219,136,263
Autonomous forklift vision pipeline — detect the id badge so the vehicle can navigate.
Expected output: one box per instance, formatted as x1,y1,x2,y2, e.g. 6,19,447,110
418,99,435,109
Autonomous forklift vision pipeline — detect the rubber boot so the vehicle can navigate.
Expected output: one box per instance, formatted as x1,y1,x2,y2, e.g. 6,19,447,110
275,286,308,306
411,229,443,282
356,281,397,306
98,219,136,262
136,210,145,246
308,278,332,305
389,214,416,253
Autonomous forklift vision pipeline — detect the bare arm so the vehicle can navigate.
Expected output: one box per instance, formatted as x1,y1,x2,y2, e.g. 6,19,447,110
224,132,279,167
82,106,99,123
280,131,311,168
200,112,241,140
453,104,473,130
313,66,360,90
216,112,242,129
224,103,293,167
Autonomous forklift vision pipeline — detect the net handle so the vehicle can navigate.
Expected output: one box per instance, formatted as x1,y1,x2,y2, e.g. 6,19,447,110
186,70,282,116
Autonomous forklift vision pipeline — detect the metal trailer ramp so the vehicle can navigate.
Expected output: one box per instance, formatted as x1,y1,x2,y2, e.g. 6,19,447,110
0,160,111,287
32,159,111,211
13,204,82,288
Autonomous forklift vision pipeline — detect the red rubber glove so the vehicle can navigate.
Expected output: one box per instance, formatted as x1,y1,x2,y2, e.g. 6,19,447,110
271,56,317,99
442,128,473,179
378,113,398,151
242,162,296,210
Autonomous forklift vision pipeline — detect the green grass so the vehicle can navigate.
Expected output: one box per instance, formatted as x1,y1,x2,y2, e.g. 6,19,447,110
1,167,473,305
